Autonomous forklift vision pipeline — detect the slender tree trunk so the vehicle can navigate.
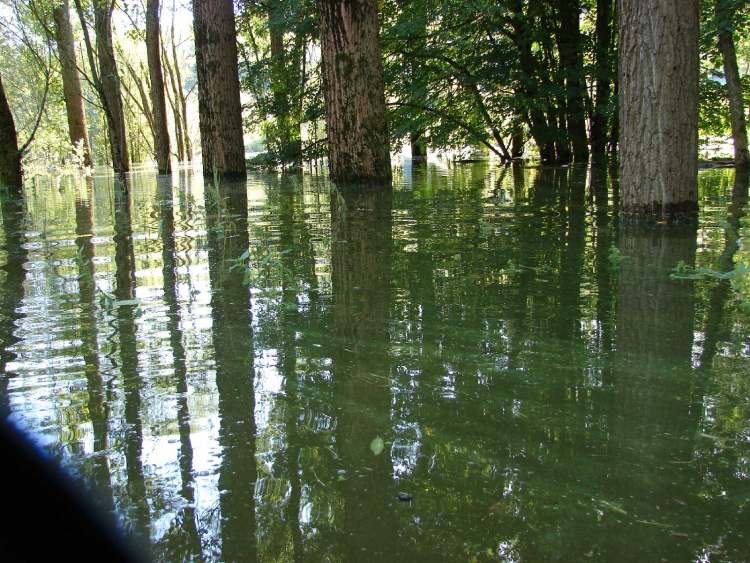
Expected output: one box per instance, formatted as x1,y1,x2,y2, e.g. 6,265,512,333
121,60,155,137
170,27,192,161
146,0,171,174
618,0,699,220
193,0,246,178
511,118,525,159
53,0,92,167
557,0,589,162
318,0,392,185
591,0,613,163
0,74,22,191
94,1,130,173
715,0,749,169
160,46,185,161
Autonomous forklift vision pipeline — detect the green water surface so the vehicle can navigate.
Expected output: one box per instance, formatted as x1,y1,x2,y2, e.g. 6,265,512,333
1,162,749,561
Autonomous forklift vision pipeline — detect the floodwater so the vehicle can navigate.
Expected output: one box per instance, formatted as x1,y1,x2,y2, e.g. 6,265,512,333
1,162,748,561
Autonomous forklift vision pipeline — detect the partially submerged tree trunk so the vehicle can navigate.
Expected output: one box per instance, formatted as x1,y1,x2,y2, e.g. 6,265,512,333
590,0,613,164
318,0,392,185
146,0,171,174
619,0,699,220
193,0,246,178
0,74,22,192
53,0,92,167
715,0,749,169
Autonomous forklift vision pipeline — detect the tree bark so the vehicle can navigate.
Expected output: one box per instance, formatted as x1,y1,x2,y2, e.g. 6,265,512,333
715,0,749,169
556,0,589,162
618,0,699,220
0,74,22,192
591,0,613,163
318,0,392,185
53,0,92,167
193,0,246,178
146,0,171,174
94,0,130,173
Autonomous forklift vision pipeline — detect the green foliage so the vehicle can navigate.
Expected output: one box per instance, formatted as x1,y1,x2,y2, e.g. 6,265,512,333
378,0,616,160
237,0,321,167
0,1,68,167
698,0,750,138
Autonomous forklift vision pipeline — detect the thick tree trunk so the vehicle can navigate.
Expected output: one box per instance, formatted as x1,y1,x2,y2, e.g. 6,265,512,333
193,0,246,178
715,0,749,169
591,0,613,163
618,0,698,220
146,0,171,174
94,2,130,173
318,0,392,185
53,0,92,167
0,74,22,191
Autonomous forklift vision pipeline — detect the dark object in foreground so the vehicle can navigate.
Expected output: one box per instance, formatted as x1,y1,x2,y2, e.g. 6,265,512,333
0,418,144,562
397,492,412,502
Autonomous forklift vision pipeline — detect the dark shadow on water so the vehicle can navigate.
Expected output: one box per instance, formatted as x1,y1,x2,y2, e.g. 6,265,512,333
206,180,258,563
0,193,27,419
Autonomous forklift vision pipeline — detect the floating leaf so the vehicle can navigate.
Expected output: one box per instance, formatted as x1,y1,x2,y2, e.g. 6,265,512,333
370,436,385,456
